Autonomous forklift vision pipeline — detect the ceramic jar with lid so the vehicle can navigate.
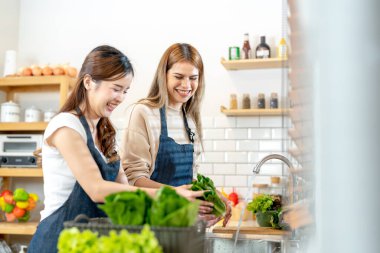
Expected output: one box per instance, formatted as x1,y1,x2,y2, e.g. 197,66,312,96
25,106,42,122
44,109,56,122
1,101,21,122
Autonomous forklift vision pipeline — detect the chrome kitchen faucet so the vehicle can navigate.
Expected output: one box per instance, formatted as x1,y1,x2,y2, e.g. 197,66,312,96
253,154,297,206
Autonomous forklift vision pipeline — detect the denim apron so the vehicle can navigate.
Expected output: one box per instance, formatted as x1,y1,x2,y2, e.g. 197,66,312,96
150,106,194,187
28,110,120,253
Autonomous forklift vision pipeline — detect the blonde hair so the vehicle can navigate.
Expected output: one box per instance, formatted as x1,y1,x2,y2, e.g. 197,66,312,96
139,43,204,142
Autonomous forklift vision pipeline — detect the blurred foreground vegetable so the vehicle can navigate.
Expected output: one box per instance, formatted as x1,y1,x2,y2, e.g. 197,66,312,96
58,226,162,253
98,186,199,227
150,187,199,227
191,174,226,217
98,190,152,225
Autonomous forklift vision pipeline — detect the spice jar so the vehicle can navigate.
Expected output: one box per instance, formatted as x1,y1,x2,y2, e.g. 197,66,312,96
230,94,238,109
257,93,265,109
270,92,278,109
242,93,251,109
44,109,57,122
25,106,41,122
1,101,21,122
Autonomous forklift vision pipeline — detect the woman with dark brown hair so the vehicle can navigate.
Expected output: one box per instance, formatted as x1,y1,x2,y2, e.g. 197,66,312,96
121,43,231,227
28,45,203,253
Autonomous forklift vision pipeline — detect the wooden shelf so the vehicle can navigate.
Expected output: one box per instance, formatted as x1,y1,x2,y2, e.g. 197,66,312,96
0,221,38,235
221,57,288,70
220,106,289,116
0,75,76,88
0,75,76,107
0,122,48,131
0,168,43,177
212,226,289,236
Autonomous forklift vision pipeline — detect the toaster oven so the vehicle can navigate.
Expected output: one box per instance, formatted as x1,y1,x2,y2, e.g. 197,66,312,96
0,134,43,167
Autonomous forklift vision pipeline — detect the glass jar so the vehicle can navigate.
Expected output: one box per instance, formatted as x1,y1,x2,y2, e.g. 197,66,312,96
242,93,251,109
230,94,238,109
270,92,278,109
257,93,265,109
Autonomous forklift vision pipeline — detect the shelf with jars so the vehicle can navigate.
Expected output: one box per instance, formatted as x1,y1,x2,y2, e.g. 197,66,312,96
220,57,288,70
220,106,289,116
0,76,75,238
0,75,76,133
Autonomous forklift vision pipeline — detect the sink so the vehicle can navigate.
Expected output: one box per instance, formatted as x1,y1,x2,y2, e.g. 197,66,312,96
204,232,284,253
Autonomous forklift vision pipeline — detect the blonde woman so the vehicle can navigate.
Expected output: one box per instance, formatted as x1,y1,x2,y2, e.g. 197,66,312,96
121,43,231,226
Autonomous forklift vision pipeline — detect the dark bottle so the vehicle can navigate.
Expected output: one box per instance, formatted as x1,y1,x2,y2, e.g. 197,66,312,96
270,92,278,109
257,93,266,109
255,36,271,59
241,33,252,59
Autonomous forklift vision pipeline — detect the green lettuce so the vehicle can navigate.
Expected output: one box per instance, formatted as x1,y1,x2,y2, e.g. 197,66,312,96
191,174,226,217
98,189,152,225
150,187,199,227
57,228,98,253
58,226,162,253
98,186,199,227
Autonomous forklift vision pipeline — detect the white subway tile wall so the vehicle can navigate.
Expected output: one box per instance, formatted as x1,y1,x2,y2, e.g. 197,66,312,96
116,115,289,201
200,115,290,200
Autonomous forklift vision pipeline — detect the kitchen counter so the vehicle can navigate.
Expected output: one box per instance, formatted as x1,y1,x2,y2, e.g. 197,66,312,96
209,220,289,242
204,221,289,253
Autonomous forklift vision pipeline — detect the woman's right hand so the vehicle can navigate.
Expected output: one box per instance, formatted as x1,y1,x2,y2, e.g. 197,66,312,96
175,184,205,201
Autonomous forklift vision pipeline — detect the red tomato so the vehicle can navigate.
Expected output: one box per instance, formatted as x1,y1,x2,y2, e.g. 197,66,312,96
0,190,12,197
3,193,15,205
12,206,26,218
26,197,36,211
228,192,239,206
5,212,16,222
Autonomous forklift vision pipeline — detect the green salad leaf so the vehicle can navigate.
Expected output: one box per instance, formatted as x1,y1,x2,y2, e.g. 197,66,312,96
58,226,162,253
57,228,98,253
191,174,226,217
150,187,199,227
247,194,283,229
98,186,199,227
98,189,152,225
246,194,274,214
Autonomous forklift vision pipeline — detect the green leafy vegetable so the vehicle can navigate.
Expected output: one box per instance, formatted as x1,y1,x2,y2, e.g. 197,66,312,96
57,228,98,253
246,194,274,214
150,187,199,227
98,186,199,227
58,226,162,253
98,189,152,225
191,174,226,217
247,194,283,229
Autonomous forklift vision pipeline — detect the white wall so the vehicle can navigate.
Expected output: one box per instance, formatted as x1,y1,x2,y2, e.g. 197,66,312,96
16,0,284,118
1,0,290,224
0,0,20,76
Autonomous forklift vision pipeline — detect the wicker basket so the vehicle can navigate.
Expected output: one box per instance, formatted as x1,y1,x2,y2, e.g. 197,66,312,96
63,214,206,253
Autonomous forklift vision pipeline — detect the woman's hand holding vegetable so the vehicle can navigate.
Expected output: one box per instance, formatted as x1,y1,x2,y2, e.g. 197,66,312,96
219,192,232,227
199,191,232,227
174,184,205,201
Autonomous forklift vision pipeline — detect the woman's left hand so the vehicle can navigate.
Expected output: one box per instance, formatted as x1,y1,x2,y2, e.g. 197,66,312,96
198,200,221,227
218,191,232,227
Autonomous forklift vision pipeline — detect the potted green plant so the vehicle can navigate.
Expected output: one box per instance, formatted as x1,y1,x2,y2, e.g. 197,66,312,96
247,194,282,229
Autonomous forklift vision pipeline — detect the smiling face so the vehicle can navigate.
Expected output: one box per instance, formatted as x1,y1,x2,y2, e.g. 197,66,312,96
85,73,133,119
166,61,199,110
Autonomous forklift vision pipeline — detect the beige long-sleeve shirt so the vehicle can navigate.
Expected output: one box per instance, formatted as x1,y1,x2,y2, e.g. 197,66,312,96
120,103,201,185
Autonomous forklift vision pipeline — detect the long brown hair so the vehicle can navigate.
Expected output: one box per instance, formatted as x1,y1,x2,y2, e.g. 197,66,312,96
60,45,134,161
140,43,204,142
